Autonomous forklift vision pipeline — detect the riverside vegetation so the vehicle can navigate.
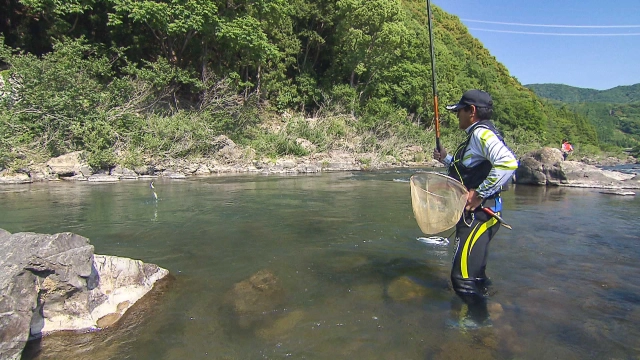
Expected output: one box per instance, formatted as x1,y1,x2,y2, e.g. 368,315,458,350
0,0,636,173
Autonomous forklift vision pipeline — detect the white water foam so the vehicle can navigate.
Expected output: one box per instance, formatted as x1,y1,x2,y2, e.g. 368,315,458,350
417,236,449,245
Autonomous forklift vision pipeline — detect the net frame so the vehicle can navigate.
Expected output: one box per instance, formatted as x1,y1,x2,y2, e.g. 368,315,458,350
410,172,469,235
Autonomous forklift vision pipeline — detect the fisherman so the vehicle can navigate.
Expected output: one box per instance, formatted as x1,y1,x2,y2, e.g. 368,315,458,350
561,139,574,160
432,89,518,325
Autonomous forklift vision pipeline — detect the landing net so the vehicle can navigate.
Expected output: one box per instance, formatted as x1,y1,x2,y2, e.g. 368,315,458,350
410,172,468,235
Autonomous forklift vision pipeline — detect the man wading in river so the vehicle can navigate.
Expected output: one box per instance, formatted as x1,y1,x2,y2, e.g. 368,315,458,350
433,89,518,327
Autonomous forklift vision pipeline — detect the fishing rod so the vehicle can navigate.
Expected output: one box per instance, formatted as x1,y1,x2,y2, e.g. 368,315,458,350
481,207,513,230
423,2,514,232
426,0,440,151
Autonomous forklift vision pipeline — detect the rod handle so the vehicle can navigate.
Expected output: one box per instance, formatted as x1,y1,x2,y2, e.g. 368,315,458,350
481,207,512,230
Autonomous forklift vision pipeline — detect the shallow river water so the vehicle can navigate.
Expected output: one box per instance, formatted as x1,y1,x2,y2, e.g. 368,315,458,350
1,168,639,360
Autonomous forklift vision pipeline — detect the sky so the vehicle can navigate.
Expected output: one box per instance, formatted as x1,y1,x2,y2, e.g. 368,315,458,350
433,0,640,90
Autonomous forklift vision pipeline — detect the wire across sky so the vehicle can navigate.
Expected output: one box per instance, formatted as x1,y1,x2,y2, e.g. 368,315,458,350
468,28,640,36
462,19,640,28
462,18,640,36
434,0,640,89
460,19,640,36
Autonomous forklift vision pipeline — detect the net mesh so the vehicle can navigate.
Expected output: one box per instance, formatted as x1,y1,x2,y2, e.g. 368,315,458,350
410,172,469,235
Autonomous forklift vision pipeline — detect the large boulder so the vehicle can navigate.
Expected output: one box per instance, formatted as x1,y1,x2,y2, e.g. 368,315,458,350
516,147,639,189
515,147,565,185
45,151,93,177
0,229,169,360
0,230,37,360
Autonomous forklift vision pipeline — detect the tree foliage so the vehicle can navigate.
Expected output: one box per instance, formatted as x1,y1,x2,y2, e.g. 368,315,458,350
0,0,622,169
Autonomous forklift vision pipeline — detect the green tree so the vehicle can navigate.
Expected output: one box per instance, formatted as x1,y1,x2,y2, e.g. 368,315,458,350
108,0,220,70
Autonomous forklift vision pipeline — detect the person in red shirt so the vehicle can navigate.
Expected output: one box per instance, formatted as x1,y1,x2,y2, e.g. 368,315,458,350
561,139,573,160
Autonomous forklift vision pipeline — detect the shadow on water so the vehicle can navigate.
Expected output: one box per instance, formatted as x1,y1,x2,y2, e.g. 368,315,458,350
3,171,640,359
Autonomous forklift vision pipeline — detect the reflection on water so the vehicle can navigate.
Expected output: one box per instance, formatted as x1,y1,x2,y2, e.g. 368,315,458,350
1,169,640,359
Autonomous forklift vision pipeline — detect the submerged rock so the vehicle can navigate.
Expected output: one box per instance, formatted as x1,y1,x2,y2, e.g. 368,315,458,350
0,229,168,360
224,269,285,316
386,276,429,301
223,269,286,330
256,310,305,340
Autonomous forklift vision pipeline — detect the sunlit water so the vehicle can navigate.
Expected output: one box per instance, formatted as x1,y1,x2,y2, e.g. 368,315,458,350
1,169,639,359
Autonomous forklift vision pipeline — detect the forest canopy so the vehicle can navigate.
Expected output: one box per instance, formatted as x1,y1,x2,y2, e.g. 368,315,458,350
0,0,612,169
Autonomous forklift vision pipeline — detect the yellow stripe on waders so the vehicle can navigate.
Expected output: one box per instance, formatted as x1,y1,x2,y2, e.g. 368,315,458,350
460,217,499,278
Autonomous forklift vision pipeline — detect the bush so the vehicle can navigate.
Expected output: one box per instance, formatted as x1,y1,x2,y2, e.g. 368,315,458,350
358,98,409,137
502,128,543,157
249,132,308,157
327,84,359,114
0,37,261,169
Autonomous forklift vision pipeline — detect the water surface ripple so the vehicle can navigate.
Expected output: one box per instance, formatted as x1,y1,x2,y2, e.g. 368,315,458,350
1,169,639,359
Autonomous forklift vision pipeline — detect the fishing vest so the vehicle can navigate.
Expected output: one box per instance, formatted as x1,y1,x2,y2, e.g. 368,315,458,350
447,120,508,196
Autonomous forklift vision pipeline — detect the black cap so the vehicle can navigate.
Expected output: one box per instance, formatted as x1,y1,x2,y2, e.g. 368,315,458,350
446,90,493,111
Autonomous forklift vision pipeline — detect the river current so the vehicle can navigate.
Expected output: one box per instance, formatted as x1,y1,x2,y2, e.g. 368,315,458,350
1,168,639,359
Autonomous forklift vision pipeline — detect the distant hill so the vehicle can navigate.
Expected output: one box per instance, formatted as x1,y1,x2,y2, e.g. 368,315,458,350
526,83,640,148
525,83,640,104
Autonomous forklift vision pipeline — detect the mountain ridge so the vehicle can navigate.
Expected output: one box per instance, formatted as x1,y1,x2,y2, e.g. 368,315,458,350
525,83,640,104
525,83,640,148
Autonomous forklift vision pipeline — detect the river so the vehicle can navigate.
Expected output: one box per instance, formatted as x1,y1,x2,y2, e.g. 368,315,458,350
1,168,639,359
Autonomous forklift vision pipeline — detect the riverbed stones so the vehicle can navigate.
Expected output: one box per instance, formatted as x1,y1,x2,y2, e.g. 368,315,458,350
88,174,120,182
133,165,155,175
194,164,211,175
110,166,138,179
0,172,32,184
28,164,57,181
162,170,187,179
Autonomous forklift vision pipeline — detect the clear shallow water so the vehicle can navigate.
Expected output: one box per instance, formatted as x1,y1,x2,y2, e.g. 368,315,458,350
1,169,639,360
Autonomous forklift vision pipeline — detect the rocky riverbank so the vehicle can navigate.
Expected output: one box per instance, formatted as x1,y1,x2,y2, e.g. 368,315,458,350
0,136,444,184
515,147,639,190
0,137,637,189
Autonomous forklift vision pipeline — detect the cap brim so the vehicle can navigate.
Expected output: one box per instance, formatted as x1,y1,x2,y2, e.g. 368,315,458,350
446,103,464,111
